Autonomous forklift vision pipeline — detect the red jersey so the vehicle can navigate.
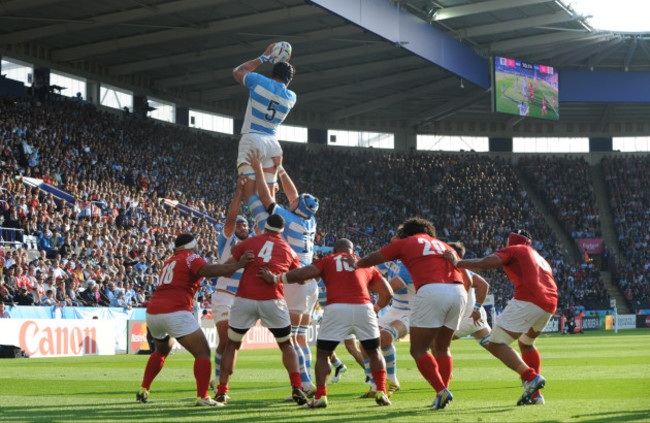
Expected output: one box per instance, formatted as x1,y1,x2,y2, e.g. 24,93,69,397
381,234,463,292
312,252,383,305
233,233,300,301
494,244,558,313
147,250,206,314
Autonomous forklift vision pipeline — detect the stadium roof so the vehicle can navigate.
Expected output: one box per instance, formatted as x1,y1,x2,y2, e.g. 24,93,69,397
1,0,649,131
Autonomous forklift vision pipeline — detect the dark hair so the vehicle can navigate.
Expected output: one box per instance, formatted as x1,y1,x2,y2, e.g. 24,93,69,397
513,229,533,240
174,233,195,249
272,62,294,85
447,241,466,258
265,214,285,232
397,217,436,239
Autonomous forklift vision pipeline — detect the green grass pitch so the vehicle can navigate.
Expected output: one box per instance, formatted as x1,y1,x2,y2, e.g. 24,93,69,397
495,71,559,120
1,330,648,422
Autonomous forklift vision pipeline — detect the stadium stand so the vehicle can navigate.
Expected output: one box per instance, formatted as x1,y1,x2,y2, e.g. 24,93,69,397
0,93,633,316
601,156,650,311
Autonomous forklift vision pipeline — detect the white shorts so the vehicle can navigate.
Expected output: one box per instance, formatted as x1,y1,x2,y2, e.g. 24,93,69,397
455,306,489,338
229,297,291,330
211,291,236,323
285,280,318,315
319,303,379,342
146,310,200,340
237,133,283,168
377,306,410,330
496,299,553,334
410,283,467,330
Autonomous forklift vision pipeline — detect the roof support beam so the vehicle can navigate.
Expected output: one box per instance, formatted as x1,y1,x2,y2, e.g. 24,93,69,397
412,89,489,127
0,0,228,45
52,4,320,62
0,0,65,13
588,38,625,67
110,26,360,75
433,0,553,21
638,39,650,62
197,56,423,100
551,36,619,63
328,77,456,121
624,36,638,70
154,43,393,89
460,10,576,38
598,104,612,132
300,68,436,104
490,30,593,52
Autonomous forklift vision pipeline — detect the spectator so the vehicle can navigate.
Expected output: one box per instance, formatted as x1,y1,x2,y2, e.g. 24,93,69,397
0,302,11,318
14,287,35,305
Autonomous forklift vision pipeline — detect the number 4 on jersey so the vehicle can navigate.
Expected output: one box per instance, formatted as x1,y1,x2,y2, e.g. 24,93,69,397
259,241,275,263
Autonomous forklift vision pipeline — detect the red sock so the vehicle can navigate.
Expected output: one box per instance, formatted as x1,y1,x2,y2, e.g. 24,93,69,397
522,349,541,397
290,371,302,388
416,353,445,393
141,351,166,391
521,367,537,383
435,356,453,389
194,358,211,399
315,385,327,399
372,369,387,394
217,383,228,395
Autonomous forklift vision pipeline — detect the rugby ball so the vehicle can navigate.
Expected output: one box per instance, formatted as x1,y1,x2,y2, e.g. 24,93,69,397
270,41,292,64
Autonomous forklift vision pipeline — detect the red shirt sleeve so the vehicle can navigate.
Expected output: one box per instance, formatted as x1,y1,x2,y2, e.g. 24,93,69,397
494,246,514,265
187,253,207,276
289,252,300,270
312,256,326,273
380,238,406,261
232,239,247,262
369,266,383,285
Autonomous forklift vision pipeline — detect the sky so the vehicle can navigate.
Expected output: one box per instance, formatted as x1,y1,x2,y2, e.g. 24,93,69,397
569,0,650,33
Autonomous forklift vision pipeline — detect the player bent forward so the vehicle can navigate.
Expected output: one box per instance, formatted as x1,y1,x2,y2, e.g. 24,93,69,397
214,214,309,406
443,229,557,405
136,233,253,407
258,238,394,408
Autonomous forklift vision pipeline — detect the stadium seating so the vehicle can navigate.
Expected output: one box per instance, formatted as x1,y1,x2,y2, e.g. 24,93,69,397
0,94,638,315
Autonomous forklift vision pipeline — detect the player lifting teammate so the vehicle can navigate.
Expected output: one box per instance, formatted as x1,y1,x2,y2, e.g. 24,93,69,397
247,149,320,397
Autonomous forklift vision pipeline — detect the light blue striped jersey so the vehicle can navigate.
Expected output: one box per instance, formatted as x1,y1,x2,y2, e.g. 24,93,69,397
248,194,316,266
385,260,415,313
317,279,327,308
214,229,247,294
241,72,296,136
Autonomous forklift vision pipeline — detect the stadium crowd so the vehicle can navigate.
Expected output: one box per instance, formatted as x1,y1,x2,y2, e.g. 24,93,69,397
0,94,627,314
518,156,601,239
602,156,650,310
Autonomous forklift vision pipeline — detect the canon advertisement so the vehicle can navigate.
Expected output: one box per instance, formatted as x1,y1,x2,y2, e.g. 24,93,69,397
0,319,115,358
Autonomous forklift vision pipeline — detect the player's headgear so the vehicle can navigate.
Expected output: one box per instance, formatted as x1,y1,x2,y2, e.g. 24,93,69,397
272,62,294,85
264,214,285,234
507,229,532,247
175,233,197,250
294,193,319,219
236,215,248,225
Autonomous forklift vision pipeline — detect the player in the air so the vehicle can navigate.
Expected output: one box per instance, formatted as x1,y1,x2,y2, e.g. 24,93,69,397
360,257,414,399
214,214,309,406
258,238,393,408
443,229,557,406
210,177,250,396
347,218,467,410
233,43,296,202
136,234,253,407
247,149,320,397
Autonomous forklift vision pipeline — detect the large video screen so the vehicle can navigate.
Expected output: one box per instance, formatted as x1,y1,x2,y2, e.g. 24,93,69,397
494,56,559,120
